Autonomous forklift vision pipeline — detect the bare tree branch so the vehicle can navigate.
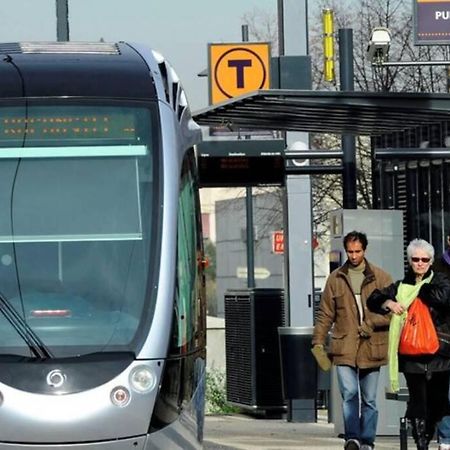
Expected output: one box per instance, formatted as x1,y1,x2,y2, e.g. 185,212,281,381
236,1,447,246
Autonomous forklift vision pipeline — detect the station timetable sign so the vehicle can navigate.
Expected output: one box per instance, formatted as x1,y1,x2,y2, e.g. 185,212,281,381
197,139,285,188
414,0,450,45
208,42,271,105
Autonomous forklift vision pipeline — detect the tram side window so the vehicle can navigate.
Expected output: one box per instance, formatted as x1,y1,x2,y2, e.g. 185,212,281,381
172,154,201,354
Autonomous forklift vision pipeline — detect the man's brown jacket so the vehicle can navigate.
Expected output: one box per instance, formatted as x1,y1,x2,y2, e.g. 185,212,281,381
312,260,393,369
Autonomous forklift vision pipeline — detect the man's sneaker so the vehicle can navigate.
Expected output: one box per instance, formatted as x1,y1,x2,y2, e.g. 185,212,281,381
344,439,360,450
439,444,450,450
360,445,373,450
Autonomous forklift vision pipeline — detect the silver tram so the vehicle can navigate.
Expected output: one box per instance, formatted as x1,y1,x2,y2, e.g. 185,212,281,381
0,41,206,449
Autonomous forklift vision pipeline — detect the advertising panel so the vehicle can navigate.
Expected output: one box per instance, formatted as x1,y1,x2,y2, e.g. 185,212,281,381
414,0,450,45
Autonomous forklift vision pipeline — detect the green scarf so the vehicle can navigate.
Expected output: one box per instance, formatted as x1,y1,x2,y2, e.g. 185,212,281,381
388,272,433,392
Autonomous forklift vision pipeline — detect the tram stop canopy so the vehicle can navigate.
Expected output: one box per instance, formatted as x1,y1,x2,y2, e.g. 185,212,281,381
193,89,450,267
193,89,450,135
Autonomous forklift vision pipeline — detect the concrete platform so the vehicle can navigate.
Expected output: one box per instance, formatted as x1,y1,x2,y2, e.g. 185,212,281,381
203,411,421,449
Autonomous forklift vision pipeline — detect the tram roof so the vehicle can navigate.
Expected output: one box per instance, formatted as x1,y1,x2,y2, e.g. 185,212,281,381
193,89,450,136
0,41,156,100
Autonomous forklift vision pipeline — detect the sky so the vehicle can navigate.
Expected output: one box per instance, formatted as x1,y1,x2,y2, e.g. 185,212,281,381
0,0,277,111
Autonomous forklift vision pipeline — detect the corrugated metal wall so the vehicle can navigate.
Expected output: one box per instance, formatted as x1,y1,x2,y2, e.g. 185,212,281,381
373,122,450,255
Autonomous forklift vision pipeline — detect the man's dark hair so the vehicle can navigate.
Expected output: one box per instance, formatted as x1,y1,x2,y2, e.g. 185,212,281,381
343,231,368,250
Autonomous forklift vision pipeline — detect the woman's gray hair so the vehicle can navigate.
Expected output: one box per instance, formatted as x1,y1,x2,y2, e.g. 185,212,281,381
406,238,435,263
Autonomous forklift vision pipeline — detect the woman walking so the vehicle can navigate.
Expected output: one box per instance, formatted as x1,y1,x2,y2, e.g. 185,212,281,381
367,238,450,450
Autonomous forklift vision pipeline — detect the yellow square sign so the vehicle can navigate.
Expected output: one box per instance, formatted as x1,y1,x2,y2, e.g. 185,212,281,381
208,42,271,105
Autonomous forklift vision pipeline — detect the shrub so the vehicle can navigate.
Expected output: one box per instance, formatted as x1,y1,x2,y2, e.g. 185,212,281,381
205,369,240,414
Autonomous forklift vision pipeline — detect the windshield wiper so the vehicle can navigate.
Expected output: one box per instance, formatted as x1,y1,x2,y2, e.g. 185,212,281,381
0,291,53,359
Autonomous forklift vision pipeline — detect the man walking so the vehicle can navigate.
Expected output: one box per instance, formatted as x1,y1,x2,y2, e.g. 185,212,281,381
312,231,393,450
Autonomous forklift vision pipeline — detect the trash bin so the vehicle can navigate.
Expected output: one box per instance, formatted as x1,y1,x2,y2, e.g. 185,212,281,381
278,326,317,400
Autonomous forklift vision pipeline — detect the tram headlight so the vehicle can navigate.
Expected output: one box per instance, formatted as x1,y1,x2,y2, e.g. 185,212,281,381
110,386,130,407
129,365,157,394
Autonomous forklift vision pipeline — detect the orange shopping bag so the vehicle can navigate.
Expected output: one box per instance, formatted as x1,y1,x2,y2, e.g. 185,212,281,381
399,297,439,356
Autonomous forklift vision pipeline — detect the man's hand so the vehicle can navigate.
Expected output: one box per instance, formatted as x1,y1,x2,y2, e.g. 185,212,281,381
311,344,332,371
358,322,373,338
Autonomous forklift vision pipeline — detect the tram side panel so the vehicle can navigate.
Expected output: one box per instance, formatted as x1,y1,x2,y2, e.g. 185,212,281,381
149,148,206,449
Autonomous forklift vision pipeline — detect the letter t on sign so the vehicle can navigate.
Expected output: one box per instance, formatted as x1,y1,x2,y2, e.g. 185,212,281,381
228,59,252,88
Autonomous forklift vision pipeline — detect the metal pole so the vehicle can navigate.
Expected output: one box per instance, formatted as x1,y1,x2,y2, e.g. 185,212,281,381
241,24,255,289
246,186,255,288
339,29,357,209
279,0,315,424
242,24,249,43
277,0,285,56
56,0,69,42
376,60,450,67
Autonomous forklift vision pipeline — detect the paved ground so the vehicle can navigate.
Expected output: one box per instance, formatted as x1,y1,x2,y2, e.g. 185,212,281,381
203,412,421,450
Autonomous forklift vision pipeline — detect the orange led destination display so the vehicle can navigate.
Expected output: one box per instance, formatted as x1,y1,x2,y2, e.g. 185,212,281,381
209,42,271,105
0,112,137,142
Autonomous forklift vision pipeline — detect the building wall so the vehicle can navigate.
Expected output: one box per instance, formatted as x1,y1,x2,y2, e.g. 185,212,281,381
199,187,241,243
206,315,226,371
215,191,284,317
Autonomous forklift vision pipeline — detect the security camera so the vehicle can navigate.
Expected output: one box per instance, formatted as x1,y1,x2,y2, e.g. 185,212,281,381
367,27,391,63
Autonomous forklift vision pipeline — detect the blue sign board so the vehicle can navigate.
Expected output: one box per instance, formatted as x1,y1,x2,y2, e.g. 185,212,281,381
414,0,450,45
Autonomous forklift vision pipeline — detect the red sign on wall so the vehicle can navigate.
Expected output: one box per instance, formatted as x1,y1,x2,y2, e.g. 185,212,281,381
272,231,284,254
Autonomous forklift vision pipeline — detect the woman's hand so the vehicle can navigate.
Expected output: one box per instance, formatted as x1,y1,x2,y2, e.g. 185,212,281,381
382,299,405,315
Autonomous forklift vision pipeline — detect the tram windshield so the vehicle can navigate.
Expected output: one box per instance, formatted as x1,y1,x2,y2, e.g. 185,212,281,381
0,101,160,358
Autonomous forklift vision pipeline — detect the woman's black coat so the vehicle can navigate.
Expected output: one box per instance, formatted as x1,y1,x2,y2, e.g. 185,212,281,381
367,269,450,374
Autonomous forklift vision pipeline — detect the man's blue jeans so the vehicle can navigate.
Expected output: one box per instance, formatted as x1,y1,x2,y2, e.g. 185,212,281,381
438,416,450,445
336,365,380,446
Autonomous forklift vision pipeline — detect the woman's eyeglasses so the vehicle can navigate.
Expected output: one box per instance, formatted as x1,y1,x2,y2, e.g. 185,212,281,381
411,257,431,263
